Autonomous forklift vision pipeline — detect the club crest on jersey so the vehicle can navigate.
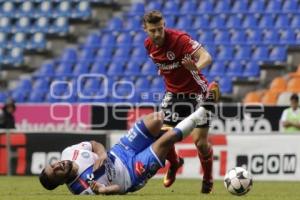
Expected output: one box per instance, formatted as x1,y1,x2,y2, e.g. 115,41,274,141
81,152,90,159
166,51,175,60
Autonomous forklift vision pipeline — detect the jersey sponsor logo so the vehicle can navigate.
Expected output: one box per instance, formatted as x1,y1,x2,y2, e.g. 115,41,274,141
81,151,90,159
157,62,180,70
166,51,176,60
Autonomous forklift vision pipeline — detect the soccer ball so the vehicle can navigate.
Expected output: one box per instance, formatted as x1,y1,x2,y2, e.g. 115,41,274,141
224,167,253,196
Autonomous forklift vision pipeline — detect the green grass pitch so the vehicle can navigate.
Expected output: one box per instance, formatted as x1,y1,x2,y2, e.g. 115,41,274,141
1,176,300,200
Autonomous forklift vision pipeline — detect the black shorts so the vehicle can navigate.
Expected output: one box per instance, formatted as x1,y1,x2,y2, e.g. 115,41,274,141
160,92,211,128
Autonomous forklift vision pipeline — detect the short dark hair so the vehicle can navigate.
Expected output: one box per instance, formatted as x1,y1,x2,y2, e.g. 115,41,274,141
143,10,163,25
39,169,59,190
290,93,299,102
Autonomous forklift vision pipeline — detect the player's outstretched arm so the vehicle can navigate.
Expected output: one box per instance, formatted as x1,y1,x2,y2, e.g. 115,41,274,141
90,140,107,171
182,47,212,71
90,181,121,195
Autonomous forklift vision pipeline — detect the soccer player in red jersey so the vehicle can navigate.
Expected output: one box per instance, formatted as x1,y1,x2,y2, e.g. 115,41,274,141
143,10,219,193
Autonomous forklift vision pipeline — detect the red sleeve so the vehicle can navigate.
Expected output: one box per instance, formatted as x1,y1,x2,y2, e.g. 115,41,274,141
144,38,151,52
179,34,202,56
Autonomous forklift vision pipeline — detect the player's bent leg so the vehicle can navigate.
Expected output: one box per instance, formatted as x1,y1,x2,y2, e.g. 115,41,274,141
191,128,214,194
161,125,184,188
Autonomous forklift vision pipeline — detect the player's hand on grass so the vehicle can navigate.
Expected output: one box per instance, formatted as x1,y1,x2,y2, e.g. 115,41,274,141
90,181,105,194
182,55,198,71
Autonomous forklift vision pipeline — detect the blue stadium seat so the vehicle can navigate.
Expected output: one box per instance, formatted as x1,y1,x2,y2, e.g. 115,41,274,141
210,15,227,29
33,78,50,92
214,31,230,44
243,61,260,77
242,15,258,28
0,92,7,103
198,31,214,44
60,47,77,64
124,61,141,75
116,32,132,47
214,0,231,12
280,29,296,44
100,33,116,47
226,15,243,28
28,32,46,49
107,61,125,75
151,77,164,92
84,78,101,92
235,45,252,60
72,1,91,19
197,0,214,13
124,17,141,31
38,1,53,17
192,15,210,29
176,16,193,30
73,61,90,76
275,14,290,28
266,0,282,12
163,1,179,14
282,0,298,12
263,30,280,44
249,0,265,12
28,91,45,102
269,46,286,62
11,33,27,48
113,46,131,59
135,77,150,91
106,17,123,31
12,90,27,102
90,61,106,74
180,0,197,14
56,62,73,76
18,1,35,17
145,1,162,12
7,48,23,64
226,61,244,78
131,47,147,58
259,14,275,28
0,32,7,46
128,2,144,15
18,78,32,92
78,48,95,62
133,31,146,46
141,59,157,75
38,61,55,77
252,46,269,61
247,29,263,44
55,1,71,17
231,0,248,12
50,17,69,34
291,15,300,28
84,33,101,49
209,61,226,77
1,2,15,17
204,44,217,58
15,17,31,32
231,30,247,44
33,17,49,33
0,17,12,33
164,15,176,27
219,77,232,93
217,45,234,60
96,47,113,59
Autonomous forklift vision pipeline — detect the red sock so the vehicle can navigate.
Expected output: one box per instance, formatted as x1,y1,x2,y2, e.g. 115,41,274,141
198,146,213,181
166,145,179,166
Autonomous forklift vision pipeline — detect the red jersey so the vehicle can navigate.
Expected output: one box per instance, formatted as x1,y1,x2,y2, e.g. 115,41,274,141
144,28,208,94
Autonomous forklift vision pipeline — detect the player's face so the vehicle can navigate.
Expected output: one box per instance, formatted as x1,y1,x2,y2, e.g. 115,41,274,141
291,99,299,109
44,160,75,185
144,20,165,46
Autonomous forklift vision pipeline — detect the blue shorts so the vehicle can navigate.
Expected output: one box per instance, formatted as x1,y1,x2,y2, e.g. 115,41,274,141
111,120,165,192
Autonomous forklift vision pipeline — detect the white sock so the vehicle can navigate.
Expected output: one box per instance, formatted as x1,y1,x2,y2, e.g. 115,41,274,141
174,107,206,139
